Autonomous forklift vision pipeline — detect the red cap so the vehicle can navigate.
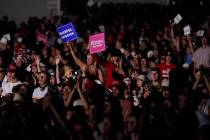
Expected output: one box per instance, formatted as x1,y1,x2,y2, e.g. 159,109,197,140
109,80,121,88
7,64,17,73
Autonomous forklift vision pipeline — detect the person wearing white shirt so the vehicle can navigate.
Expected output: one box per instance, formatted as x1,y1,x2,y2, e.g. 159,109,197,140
32,72,49,102
1,66,21,97
32,86,48,100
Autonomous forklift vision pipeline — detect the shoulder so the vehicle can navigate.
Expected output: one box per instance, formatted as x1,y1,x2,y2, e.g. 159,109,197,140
33,87,40,93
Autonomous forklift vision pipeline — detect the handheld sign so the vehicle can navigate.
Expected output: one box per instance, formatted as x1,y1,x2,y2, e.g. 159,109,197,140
183,25,191,36
3,34,11,41
173,14,182,24
87,0,94,7
197,30,205,37
89,33,105,54
57,23,78,43
37,32,48,47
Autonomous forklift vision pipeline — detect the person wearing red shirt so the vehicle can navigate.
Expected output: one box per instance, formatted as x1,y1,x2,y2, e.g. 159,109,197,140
157,52,176,78
104,50,126,88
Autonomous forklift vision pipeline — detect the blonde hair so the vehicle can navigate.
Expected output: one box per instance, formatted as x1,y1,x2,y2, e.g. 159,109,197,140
63,65,72,75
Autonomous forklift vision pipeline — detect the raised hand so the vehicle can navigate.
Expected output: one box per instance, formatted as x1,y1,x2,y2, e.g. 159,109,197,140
55,55,61,65
35,55,41,65
66,42,73,51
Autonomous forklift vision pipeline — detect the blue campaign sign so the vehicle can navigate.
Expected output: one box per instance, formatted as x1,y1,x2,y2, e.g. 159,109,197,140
57,23,78,43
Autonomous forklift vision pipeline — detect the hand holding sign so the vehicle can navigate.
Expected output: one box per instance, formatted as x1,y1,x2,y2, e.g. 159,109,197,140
57,23,78,44
66,42,73,51
183,25,191,36
173,14,182,24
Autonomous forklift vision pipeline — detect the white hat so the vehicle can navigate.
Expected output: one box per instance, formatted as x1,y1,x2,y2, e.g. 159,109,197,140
137,75,145,81
147,50,153,58
131,51,136,57
123,77,131,85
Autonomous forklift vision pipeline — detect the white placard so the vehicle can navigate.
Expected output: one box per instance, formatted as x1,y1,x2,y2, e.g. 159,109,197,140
197,30,205,37
173,14,182,24
87,0,94,7
183,25,191,36
3,34,11,41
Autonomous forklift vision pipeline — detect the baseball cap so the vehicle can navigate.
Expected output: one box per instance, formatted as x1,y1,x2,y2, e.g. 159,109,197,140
137,75,145,81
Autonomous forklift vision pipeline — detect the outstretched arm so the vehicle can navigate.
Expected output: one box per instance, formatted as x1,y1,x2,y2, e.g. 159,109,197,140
35,55,41,73
186,35,194,54
65,83,77,108
55,56,61,85
98,68,104,83
67,43,86,71
77,79,89,110
49,103,66,129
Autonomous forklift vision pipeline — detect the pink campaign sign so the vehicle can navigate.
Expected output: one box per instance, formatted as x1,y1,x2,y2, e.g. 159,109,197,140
37,32,48,47
89,33,105,54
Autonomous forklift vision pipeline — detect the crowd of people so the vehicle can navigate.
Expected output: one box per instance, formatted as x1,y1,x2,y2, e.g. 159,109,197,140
0,3,210,140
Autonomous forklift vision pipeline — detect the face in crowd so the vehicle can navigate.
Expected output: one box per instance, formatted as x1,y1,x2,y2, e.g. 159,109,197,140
64,65,73,79
49,74,56,85
150,70,159,81
7,70,16,81
202,36,208,46
87,54,94,65
165,54,172,63
38,72,48,87
136,76,144,87
31,64,37,74
62,84,72,104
